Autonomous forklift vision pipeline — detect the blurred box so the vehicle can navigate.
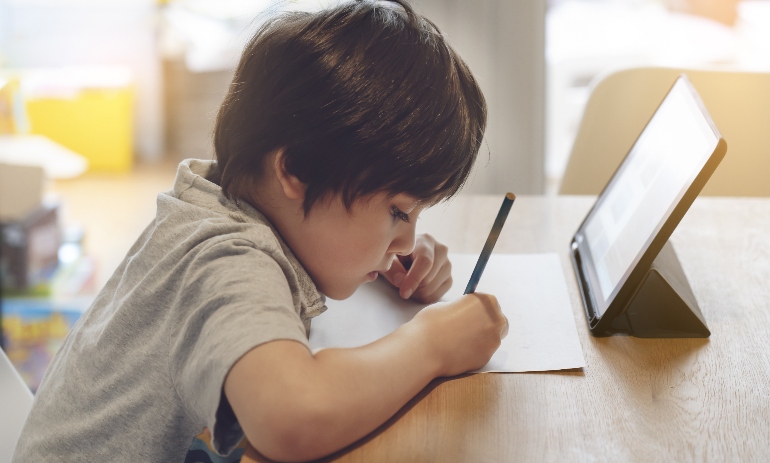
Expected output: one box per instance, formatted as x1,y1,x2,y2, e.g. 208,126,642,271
164,58,232,161
1,227,95,391
20,67,134,173
0,162,45,222
1,298,91,391
1,200,61,292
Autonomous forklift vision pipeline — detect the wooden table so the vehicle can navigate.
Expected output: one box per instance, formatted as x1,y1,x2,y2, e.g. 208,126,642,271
52,179,770,461
290,195,769,463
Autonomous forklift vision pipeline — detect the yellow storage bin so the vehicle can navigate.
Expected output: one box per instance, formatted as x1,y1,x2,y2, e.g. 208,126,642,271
22,67,134,173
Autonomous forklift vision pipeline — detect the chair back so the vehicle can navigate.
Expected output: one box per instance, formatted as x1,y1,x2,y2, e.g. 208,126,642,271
559,67,770,196
0,348,33,463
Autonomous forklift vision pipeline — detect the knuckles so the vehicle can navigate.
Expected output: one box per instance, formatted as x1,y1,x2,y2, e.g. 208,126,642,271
420,232,436,243
435,242,448,256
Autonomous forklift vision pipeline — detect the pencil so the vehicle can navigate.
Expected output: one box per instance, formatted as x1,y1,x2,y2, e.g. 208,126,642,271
464,192,516,294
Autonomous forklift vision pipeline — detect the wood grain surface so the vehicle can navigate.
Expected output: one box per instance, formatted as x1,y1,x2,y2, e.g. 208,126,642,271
301,195,769,463
52,176,770,462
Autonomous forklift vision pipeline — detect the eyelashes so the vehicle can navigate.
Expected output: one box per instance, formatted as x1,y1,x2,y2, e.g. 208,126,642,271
391,206,411,223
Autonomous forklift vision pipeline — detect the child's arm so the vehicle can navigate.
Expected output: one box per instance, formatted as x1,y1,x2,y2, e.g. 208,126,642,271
225,292,506,462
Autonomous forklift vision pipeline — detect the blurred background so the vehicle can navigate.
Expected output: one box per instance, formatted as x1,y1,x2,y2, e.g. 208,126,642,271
1,0,769,390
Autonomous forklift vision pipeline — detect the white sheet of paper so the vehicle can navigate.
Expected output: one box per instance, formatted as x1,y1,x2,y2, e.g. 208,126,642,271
309,253,586,373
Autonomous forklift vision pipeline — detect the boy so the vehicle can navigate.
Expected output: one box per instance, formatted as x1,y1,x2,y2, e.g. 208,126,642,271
14,1,508,461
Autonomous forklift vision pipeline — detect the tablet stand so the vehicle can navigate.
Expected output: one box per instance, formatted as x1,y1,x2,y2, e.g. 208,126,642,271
607,241,710,338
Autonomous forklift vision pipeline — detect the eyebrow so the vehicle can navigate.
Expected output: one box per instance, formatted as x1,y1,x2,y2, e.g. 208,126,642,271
402,197,425,209
389,193,436,209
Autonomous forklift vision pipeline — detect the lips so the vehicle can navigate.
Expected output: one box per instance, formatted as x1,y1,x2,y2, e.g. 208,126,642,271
368,257,395,281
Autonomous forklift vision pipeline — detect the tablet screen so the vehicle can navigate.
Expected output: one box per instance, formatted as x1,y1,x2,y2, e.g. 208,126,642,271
580,77,720,317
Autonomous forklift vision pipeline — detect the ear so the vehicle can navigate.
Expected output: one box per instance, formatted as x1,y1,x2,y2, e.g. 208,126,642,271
273,149,306,201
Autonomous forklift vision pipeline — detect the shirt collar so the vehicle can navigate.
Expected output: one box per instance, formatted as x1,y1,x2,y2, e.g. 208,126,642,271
175,159,327,319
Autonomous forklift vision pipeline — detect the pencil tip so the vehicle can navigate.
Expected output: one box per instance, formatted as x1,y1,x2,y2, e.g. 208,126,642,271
506,192,516,200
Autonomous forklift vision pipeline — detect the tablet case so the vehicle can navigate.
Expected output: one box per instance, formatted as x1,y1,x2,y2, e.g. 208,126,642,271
600,240,710,337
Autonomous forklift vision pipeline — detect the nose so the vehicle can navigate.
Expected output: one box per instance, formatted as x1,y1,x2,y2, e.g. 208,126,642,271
388,221,416,257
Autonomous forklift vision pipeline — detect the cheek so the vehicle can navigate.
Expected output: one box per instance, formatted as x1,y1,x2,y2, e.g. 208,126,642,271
303,224,372,270
299,203,394,284
324,223,392,272
336,228,389,264
308,232,387,299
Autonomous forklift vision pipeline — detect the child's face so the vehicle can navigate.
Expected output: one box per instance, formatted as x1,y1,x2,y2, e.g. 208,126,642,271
286,192,426,300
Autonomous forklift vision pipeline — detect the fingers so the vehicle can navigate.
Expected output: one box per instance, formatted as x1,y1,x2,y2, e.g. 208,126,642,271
469,293,508,339
384,234,453,303
381,257,409,288
416,240,448,289
416,292,507,377
501,314,509,339
402,236,450,301
409,262,452,303
400,249,434,299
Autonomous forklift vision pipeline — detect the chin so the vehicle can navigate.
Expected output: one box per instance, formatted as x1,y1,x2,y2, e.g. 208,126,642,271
320,283,360,301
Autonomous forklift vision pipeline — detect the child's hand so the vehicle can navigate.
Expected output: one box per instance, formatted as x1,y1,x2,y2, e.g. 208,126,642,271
411,292,508,376
382,233,452,303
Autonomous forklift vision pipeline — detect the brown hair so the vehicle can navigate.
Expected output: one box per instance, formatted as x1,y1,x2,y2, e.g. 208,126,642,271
212,0,486,213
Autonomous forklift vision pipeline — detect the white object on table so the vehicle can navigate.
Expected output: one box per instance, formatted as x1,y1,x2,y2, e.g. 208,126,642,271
0,135,87,179
310,253,586,373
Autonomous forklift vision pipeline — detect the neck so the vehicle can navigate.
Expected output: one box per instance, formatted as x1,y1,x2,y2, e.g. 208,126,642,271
247,172,304,244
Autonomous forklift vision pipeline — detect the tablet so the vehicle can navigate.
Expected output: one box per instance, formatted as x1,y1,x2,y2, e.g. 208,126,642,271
570,75,726,335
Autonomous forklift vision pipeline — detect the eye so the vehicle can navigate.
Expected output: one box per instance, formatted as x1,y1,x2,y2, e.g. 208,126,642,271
390,206,411,223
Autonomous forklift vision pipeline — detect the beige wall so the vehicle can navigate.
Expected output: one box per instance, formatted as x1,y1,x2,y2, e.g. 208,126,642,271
414,0,546,195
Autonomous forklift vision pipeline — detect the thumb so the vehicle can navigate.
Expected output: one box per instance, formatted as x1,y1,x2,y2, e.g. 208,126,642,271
381,258,409,288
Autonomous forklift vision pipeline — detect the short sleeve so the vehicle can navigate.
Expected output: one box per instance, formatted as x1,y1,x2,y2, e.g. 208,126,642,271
168,238,308,456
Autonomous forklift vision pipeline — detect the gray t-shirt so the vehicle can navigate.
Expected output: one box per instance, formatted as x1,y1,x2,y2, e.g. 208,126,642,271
13,159,326,462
